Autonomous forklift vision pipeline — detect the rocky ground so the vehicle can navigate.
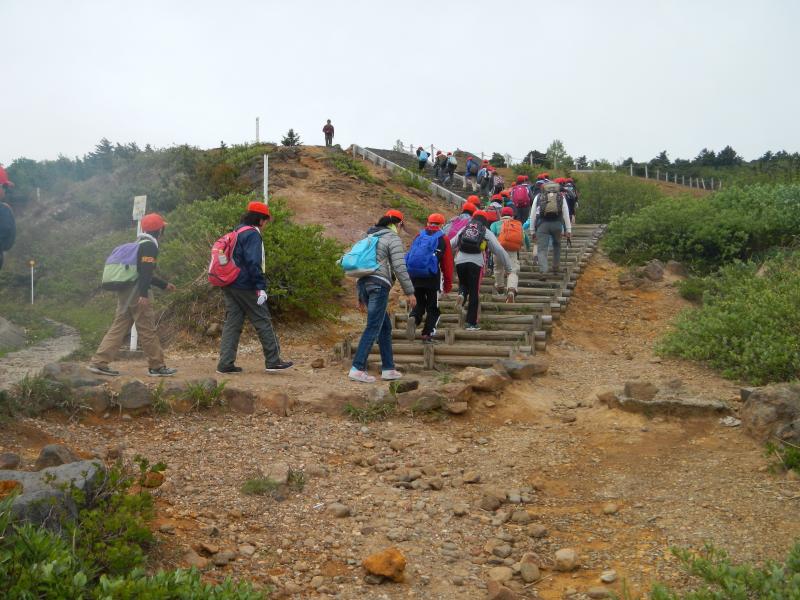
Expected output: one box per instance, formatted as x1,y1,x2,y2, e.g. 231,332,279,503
2,252,800,599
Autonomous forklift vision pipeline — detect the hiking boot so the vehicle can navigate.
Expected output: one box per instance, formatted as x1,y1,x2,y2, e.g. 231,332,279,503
348,368,375,383
216,365,243,374
266,361,293,372
381,369,403,381
148,366,177,377
87,364,120,377
405,317,417,341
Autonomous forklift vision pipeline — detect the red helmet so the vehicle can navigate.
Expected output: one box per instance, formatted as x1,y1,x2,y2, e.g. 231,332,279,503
501,207,514,217
467,194,480,204
427,213,446,225
461,202,477,214
482,159,489,164
436,150,442,155
141,213,168,233
491,194,503,201
0,166,13,188
467,156,473,161
247,201,271,218
516,175,525,184
522,175,530,181
500,190,511,198
385,209,404,221
447,152,452,155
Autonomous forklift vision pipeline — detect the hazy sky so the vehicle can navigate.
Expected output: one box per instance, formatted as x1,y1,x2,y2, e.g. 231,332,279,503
2,0,798,166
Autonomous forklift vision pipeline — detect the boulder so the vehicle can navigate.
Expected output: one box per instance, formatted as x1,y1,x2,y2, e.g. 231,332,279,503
445,401,469,415
455,367,511,392
624,381,659,401
641,259,665,282
0,317,26,352
1,460,105,526
498,358,549,380
42,362,106,388
307,391,365,416
310,357,325,369
487,580,519,600
74,386,111,413
396,389,444,413
741,384,800,445
34,444,79,470
438,382,473,403
259,390,293,416
222,387,256,414
487,566,513,582
392,380,419,394
0,452,21,470
112,380,152,411
263,462,290,486
362,547,406,582
666,260,688,277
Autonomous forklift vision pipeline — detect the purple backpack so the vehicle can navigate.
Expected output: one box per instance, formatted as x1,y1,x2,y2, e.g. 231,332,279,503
101,241,142,290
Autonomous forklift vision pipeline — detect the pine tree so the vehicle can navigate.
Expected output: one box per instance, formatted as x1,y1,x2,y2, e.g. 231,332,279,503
281,129,301,147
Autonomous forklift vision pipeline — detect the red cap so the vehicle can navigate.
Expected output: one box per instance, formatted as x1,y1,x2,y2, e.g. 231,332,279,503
385,209,404,221
488,166,496,172
516,175,525,184
500,190,510,198
467,156,473,161
247,201,271,218
0,166,13,188
473,210,488,220
566,177,574,183
141,213,168,233
522,175,530,181
467,194,480,204
447,152,452,155
501,207,514,216
436,150,442,155
491,194,502,201
482,159,489,164
427,213,445,225
461,202,477,214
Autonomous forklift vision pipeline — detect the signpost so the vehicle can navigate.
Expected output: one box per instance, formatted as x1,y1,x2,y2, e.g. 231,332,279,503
29,260,35,304
130,195,147,351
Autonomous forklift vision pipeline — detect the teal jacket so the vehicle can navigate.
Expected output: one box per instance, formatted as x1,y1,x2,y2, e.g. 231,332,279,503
490,217,531,252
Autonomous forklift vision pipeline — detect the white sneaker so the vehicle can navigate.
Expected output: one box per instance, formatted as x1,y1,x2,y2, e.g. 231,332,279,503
381,369,403,381
348,368,376,383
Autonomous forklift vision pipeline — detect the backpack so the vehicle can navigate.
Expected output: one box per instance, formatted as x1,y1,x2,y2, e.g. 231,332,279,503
0,203,16,252
405,231,443,278
443,215,469,241
467,161,479,176
511,184,531,208
447,155,457,166
492,175,505,193
339,230,389,278
476,168,487,184
208,225,257,287
539,182,563,218
498,219,523,252
418,151,429,162
101,239,146,290
458,219,486,254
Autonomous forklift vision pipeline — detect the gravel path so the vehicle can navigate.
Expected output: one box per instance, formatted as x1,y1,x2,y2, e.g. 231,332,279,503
0,321,80,390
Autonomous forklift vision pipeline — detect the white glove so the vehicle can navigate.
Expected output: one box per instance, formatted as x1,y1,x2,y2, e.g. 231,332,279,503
257,290,268,306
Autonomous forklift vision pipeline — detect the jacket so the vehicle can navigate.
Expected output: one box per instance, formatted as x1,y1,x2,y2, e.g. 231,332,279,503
450,223,514,273
361,226,414,295
490,217,531,252
409,227,454,292
231,226,267,291
532,194,572,232
136,234,168,298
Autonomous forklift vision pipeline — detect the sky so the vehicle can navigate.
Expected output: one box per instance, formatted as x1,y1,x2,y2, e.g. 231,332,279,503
2,0,799,166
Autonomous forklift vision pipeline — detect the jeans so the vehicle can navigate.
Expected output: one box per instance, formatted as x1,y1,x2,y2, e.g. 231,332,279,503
217,287,281,369
536,219,563,273
352,281,394,371
456,262,482,326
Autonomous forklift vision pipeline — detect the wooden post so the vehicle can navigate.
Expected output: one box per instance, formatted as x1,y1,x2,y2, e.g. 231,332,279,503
682,175,685,185
711,177,714,189
629,164,633,176
644,165,648,178
701,178,706,190
423,344,435,370
656,169,660,180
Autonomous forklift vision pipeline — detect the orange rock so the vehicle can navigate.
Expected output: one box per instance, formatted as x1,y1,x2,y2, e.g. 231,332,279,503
362,547,406,582
141,471,165,488
0,480,22,498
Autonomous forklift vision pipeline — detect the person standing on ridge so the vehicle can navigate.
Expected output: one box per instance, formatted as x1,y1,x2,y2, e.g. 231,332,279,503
349,210,416,383
323,119,335,147
216,201,293,374
88,213,178,377
0,166,16,271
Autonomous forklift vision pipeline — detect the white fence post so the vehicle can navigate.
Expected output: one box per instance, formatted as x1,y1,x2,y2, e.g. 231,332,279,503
644,165,648,178
629,164,633,176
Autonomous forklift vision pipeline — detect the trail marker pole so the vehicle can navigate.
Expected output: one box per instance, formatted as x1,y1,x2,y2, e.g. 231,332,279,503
256,117,260,144
29,260,35,305
629,164,633,176
263,154,269,203
130,195,147,351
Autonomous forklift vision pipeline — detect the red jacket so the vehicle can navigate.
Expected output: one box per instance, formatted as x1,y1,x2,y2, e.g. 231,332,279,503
429,225,453,294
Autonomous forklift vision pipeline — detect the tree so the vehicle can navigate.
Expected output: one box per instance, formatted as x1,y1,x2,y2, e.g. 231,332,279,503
281,129,301,147
716,145,741,167
621,157,635,167
574,155,589,170
694,148,717,166
592,158,613,170
546,139,569,169
522,150,548,166
489,152,506,168
649,150,670,168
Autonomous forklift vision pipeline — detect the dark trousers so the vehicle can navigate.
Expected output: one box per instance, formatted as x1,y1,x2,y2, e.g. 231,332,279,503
516,204,532,226
218,287,281,369
456,262,482,326
411,287,440,335
325,134,333,147
417,160,426,172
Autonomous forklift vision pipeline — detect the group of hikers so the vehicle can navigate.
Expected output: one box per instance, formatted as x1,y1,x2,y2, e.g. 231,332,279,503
343,172,580,384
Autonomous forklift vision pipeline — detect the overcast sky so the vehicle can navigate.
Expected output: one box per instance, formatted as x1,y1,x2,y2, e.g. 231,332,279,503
2,0,798,166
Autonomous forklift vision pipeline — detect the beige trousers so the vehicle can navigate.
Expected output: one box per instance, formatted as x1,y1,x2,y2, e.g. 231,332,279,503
91,286,164,369
496,252,520,292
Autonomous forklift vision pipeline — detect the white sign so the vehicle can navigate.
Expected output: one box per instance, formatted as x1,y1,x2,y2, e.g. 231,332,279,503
132,195,147,220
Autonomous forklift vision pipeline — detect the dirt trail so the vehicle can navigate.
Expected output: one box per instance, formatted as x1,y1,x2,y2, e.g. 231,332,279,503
0,321,80,390
3,252,799,599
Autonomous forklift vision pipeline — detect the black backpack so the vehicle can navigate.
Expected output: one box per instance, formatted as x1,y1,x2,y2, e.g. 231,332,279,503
0,203,16,252
458,219,486,254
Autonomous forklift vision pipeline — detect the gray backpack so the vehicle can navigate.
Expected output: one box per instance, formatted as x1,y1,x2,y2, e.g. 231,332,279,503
539,182,563,218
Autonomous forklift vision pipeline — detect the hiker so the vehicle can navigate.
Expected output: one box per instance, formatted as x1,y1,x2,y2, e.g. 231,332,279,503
450,210,514,330
215,201,293,374
532,181,572,274
433,150,447,180
322,120,334,146
464,156,480,191
88,213,178,377
490,207,530,302
476,161,491,198
405,213,454,343
563,177,579,224
443,200,477,240
441,152,457,185
510,174,534,225
0,166,15,271
348,209,416,383
492,169,505,195
415,146,430,172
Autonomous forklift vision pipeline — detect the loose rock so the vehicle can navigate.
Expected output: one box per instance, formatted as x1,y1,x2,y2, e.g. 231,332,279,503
600,569,618,583
555,548,579,571
327,502,351,518
362,547,406,582
34,444,78,470
0,452,21,470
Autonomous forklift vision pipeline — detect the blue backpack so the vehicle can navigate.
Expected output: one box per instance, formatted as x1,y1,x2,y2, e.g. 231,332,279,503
340,230,388,278
418,151,429,162
405,231,443,278
476,167,488,184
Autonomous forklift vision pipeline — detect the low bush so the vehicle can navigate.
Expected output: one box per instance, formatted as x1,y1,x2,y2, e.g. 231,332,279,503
327,153,378,184
380,190,428,224
658,252,800,384
344,400,396,423
391,169,431,193
184,380,227,410
766,440,800,476
10,374,78,416
648,541,800,598
604,183,800,272
573,172,668,224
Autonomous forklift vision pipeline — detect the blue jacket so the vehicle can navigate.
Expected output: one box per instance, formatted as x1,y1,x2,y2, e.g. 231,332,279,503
231,226,267,291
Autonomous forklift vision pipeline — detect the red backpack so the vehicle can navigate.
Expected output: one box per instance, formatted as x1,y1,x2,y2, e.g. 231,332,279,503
208,226,256,287
511,184,531,208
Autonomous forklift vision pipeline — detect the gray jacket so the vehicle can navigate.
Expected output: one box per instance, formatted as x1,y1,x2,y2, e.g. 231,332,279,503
361,226,414,295
450,225,514,273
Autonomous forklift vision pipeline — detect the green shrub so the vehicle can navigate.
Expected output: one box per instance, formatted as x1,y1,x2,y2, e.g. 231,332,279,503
241,477,280,496
10,374,78,416
604,183,800,272
344,400,396,423
381,190,428,223
677,277,710,303
391,169,431,193
766,440,800,476
327,153,378,184
658,252,800,384
647,541,800,599
184,380,227,410
574,172,668,224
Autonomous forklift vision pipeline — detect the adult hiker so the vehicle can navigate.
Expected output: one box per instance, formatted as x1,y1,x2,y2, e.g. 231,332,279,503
415,146,430,172
88,213,178,377
322,119,334,146
532,181,572,274
405,213,454,344
510,174,534,225
464,155,480,191
476,161,491,198
433,150,447,180
215,201,293,374
490,206,530,302
441,152,457,186
492,169,505,195
348,209,416,383
0,166,16,271
450,210,514,331
443,200,477,240
563,177,579,224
